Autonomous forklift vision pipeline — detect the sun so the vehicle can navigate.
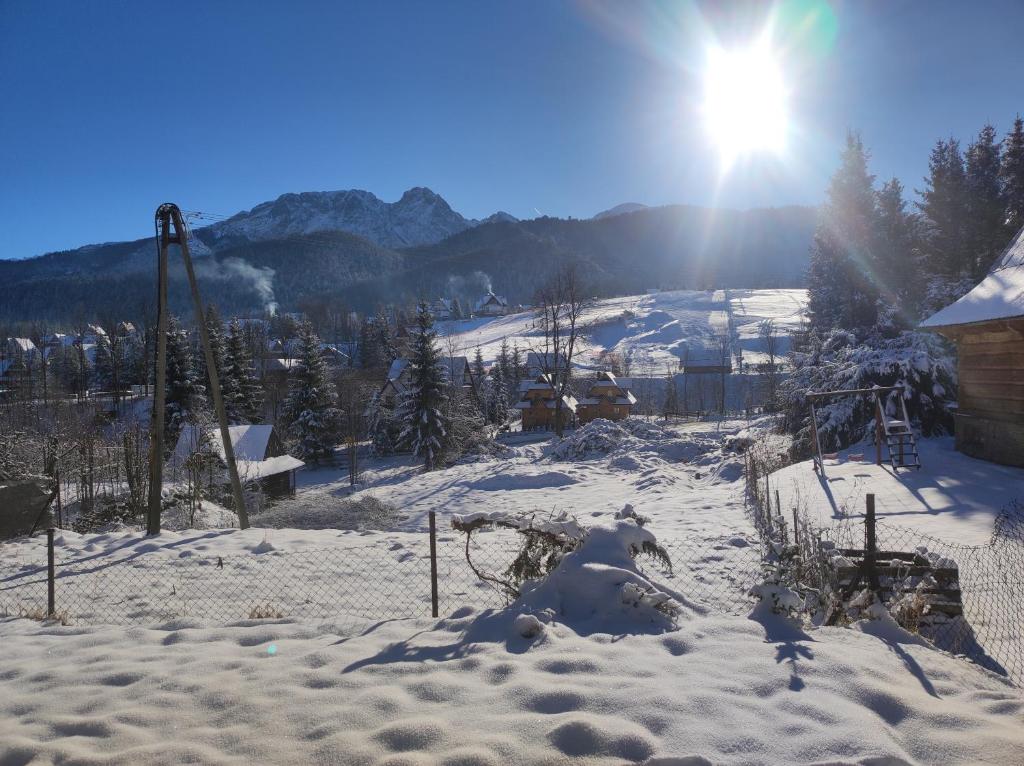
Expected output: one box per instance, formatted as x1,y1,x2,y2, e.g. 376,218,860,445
701,40,788,165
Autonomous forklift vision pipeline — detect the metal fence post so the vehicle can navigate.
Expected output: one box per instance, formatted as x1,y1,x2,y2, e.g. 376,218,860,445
428,511,439,618
46,528,55,617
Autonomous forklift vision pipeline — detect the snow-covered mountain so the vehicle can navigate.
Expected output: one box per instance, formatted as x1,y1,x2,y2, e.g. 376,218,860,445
201,187,484,249
593,202,649,219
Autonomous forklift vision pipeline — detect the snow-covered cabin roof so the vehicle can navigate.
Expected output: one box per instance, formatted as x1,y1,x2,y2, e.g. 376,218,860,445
171,424,303,479
386,357,470,391
920,226,1024,329
264,358,300,372
474,291,508,311
7,338,36,354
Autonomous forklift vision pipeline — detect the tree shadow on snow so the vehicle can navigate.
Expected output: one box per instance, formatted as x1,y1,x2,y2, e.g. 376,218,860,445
748,605,815,693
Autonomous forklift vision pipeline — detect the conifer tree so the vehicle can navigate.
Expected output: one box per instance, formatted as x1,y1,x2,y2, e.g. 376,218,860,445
1001,115,1024,233
397,302,449,471
164,315,204,446
283,322,339,461
491,363,509,424
223,318,263,423
93,332,114,391
964,124,1007,279
875,178,919,323
917,138,969,285
806,133,880,334
199,306,228,407
374,310,397,366
471,346,489,419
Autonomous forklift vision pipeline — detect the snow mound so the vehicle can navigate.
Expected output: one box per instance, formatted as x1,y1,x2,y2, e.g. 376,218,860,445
516,519,681,634
465,471,578,491
548,417,678,461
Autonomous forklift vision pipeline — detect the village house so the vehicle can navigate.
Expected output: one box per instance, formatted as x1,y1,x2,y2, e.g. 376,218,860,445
679,337,732,374
577,371,637,424
920,226,1024,466
380,356,474,408
474,291,508,317
171,423,303,496
430,298,454,322
514,373,578,430
4,337,38,363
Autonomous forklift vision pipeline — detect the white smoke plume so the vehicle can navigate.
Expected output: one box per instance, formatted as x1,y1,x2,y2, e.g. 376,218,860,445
196,257,278,315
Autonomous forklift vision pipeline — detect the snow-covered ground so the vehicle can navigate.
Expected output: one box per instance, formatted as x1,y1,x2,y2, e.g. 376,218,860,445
2,417,1023,764
436,288,808,372
771,437,1024,545
2,603,1022,763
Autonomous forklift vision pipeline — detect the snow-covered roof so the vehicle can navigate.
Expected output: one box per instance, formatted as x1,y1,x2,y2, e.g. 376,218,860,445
920,227,1024,329
7,338,36,354
386,357,469,389
579,392,637,407
171,424,303,478
474,291,507,311
265,358,300,372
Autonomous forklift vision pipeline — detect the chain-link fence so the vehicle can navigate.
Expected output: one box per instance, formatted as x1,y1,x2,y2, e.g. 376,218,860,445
758,488,1024,687
1,518,766,629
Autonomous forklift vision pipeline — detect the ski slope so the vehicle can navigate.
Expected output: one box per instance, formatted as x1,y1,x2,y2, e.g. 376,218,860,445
436,288,808,373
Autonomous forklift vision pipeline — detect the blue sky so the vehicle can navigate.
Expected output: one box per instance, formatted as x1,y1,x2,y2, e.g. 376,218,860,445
2,0,1023,259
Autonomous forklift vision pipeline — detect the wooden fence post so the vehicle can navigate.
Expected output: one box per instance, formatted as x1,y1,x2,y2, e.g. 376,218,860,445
46,528,55,617
792,506,799,547
428,511,439,618
865,494,880,593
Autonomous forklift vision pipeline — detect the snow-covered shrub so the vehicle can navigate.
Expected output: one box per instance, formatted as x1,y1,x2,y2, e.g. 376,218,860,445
781,329,956,457
516,519,679,632
452,510,678,632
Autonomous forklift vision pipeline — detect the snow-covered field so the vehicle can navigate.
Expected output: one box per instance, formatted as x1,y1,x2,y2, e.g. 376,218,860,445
436,288,808,372
772,437,1024,546
2,417,1023,764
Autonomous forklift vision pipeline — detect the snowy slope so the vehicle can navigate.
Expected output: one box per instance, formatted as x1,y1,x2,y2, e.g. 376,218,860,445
437,288,808,373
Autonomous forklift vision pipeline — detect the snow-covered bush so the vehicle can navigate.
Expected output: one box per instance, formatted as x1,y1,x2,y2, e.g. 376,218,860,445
452,509,678,631
781,329,956,456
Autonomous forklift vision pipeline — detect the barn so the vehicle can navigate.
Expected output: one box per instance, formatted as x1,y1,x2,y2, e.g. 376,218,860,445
920,226,1024,466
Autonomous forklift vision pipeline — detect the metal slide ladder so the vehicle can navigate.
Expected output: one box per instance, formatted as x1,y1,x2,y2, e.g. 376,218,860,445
877,393,921,471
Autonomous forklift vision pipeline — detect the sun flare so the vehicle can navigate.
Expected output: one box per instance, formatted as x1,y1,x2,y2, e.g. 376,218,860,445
702,40,788,165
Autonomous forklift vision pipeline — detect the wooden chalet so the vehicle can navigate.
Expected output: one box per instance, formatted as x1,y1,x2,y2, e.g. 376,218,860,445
171,424,303,496
514,374,577,430
474,291,508,317
920,226,1024,466
577,372,637,424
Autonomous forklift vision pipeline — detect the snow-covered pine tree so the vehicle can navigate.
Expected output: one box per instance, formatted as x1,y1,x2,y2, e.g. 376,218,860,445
223,318,264,423
964,124,1008,281
199,306,228,408
365,389,398,455
1001,115,1024,232
807,132,880,334
164,315,205,447
396,302,449,470
283,322,340,462
471,346,489,419
374,310,397,367
491,363,509,425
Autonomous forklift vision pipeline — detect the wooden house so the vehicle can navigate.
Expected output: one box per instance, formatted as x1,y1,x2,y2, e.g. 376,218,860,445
514,374,578,430
474,291,508,317
920,226,1024,466
380,356,474,408
679,338,732,374
577,372,637,424
171,424,303,496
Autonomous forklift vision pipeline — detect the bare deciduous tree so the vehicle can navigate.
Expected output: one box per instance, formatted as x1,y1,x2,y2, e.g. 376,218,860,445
532,265,590,437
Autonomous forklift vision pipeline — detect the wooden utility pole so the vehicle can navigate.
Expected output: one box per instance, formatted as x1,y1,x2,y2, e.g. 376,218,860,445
146,204,250,533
